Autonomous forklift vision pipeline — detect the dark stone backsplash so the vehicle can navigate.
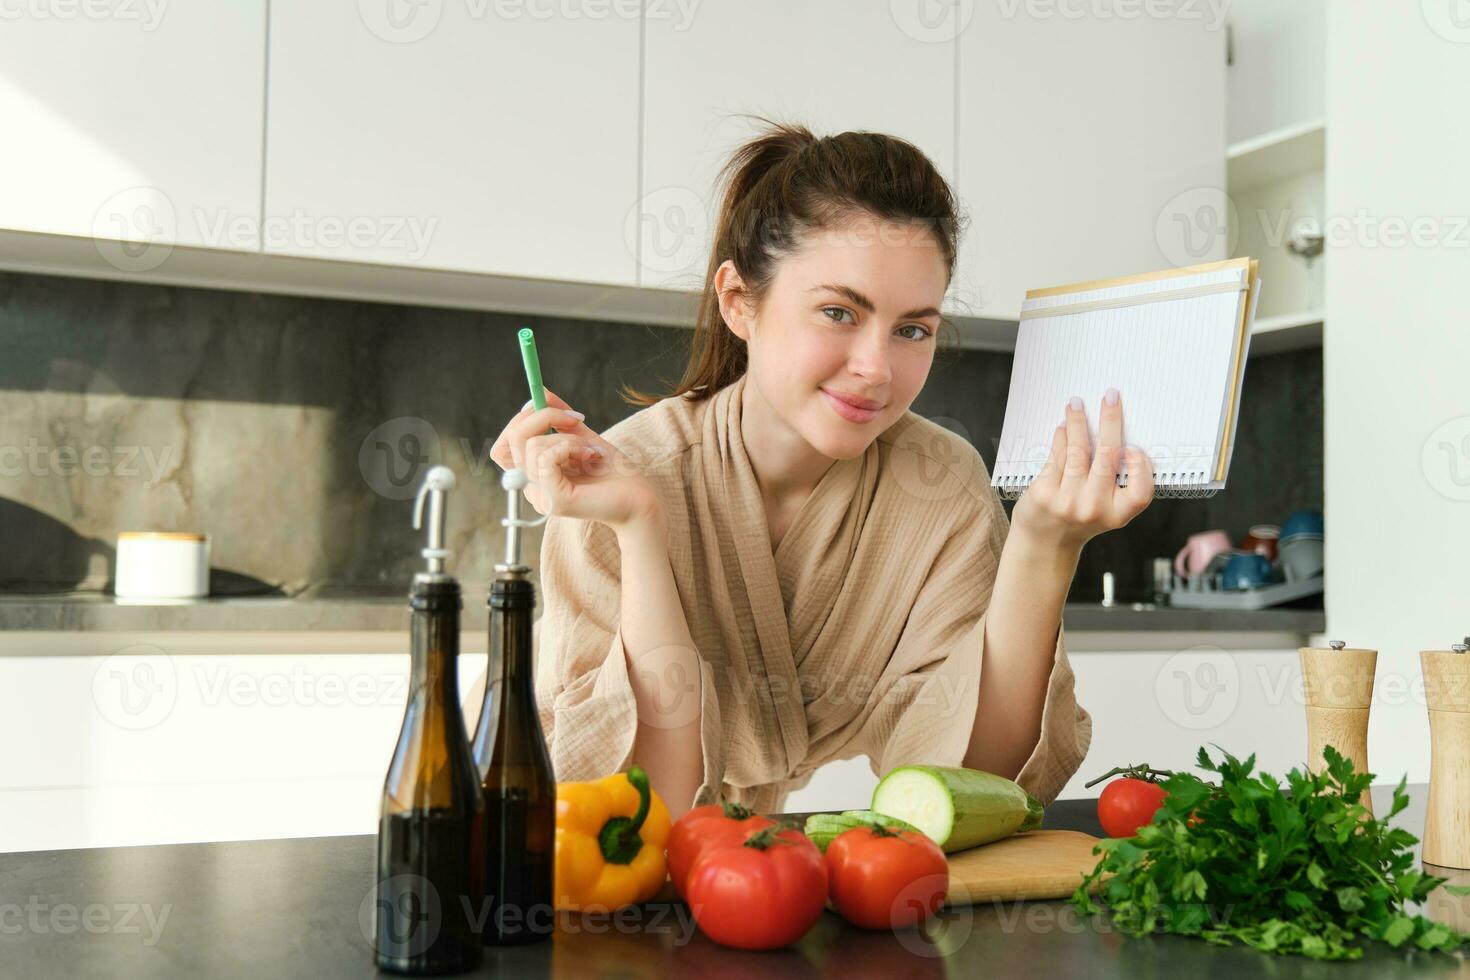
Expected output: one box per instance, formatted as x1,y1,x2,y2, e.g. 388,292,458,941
0,271,1321,604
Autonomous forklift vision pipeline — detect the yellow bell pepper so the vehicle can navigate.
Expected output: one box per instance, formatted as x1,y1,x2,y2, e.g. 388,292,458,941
554,764,671,912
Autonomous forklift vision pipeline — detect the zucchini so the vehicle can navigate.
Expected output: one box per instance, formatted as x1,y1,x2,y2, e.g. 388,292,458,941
801,809,923,853
870,765,1043,853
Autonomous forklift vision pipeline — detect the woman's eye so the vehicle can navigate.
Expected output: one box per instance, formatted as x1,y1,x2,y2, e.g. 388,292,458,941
897,324,933,341
821,306,854,324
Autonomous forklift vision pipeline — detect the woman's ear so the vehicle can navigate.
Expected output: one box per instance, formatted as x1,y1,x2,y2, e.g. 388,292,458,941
713,259,753,342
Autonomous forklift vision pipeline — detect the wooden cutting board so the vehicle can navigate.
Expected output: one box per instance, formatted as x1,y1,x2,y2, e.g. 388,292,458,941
943,830,1106,905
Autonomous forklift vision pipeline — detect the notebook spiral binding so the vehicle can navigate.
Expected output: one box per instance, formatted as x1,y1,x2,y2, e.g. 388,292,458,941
993,472,1219,501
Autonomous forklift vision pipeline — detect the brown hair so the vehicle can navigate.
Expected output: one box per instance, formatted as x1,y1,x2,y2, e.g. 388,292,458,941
623,117,965,408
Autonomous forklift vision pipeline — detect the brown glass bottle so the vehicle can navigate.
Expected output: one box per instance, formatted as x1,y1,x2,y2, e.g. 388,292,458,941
375,578,485,975
471,575,557,944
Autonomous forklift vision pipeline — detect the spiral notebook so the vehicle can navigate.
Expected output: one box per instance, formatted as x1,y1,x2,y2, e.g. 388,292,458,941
991,257,1261,500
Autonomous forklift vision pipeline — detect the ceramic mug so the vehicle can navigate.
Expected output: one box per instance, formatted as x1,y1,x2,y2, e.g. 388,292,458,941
1281,509,1325,542
1174,530,1233,579
1222,552,1276,590
1280,535,1325,582
1242,523,1281,562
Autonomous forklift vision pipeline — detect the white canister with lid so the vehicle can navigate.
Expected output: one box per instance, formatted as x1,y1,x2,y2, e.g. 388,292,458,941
115,532,210,599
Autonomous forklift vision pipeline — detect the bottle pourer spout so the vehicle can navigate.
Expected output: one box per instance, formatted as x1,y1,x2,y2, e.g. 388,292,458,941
499,468,549,572
413,465,457,575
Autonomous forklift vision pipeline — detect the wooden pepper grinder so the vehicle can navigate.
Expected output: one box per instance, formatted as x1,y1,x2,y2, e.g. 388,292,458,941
1299,640,1377,817
1422,642,1470,869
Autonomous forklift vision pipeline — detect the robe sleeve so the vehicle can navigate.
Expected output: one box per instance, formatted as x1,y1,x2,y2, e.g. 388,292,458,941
529,512,638,783
530,512,726,805
852,486,1092,806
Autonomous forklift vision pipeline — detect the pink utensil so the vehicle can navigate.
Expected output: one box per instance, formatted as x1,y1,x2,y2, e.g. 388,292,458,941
1174,530,1234,578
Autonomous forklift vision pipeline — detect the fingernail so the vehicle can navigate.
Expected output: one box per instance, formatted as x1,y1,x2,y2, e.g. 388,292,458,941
1068,396,1083,412
522,399,534,411
1104,387,1119,406
566,410,585,421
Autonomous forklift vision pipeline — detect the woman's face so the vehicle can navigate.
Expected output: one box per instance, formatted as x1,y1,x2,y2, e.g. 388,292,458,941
726,215,947,460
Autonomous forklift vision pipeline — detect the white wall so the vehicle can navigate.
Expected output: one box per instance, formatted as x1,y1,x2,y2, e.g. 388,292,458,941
1325,2,1470,787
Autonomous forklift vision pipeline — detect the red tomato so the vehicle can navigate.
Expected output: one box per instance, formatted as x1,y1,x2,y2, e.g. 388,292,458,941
825,826,949,930
685,826,828,950
1097,777,1167,838
665,802,775,899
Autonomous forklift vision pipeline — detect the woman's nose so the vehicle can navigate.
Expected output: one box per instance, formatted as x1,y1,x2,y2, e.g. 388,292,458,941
848,331,892,385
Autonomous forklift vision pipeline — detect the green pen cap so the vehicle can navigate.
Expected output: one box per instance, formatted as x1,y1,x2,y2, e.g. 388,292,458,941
519,328,548,412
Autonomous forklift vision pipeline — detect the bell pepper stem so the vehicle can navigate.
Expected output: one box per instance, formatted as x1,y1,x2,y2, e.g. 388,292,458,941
599,765,652,865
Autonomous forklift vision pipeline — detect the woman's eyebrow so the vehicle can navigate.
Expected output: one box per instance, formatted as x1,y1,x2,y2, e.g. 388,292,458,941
809,283,941,320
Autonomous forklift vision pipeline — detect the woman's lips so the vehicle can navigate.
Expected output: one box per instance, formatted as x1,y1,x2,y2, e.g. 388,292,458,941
821,388,882,423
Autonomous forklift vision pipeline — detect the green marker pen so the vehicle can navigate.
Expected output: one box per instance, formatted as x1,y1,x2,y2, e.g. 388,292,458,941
518,328,556,436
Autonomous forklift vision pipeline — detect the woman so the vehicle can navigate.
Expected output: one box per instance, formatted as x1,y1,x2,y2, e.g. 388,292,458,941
487,121,1154,820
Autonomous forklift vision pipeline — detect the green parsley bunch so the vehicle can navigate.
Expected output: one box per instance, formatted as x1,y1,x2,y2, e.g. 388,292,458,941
1072,745,1469,960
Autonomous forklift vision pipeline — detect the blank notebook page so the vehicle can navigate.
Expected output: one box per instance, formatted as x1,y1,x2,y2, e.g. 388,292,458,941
991,259,1258,499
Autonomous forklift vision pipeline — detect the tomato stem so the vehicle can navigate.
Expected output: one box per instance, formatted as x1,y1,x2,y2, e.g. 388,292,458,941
743,826,795,851
718,798,755,821
1083,763,1178,788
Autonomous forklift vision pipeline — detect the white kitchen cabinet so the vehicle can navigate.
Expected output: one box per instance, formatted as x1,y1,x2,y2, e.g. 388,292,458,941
955,7,1227,321
0,631,488,853
264,2,641,286
639,0,958,289
0,3,265,258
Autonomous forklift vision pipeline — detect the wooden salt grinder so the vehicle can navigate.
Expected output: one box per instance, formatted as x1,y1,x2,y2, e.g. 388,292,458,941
1299,640,1377,818
1422,643,1470,869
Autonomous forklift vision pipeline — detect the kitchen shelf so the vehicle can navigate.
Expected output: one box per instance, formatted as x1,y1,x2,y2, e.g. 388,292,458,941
1063,602,1323,634
1227,118,1325,192
1250,309,1324,355
0,592,1324,635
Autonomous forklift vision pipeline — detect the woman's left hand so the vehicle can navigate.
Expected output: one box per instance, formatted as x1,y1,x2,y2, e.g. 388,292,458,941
1012,388,1155,550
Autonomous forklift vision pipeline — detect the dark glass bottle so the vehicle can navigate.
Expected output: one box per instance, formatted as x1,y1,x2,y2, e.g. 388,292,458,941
471,471,557,945
374,470,484,975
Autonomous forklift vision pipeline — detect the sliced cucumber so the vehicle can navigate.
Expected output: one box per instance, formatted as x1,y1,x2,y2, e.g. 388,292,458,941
870,765,1044,853
836,810,922,834
802,809,925,852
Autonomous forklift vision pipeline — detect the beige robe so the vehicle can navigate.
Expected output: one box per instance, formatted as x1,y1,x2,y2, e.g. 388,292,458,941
522,372,1090,814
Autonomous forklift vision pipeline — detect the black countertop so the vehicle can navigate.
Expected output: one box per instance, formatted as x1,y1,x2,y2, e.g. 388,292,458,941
4,787,1465,978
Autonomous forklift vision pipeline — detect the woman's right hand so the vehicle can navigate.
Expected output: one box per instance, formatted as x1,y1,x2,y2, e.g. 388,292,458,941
488,387,658,531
